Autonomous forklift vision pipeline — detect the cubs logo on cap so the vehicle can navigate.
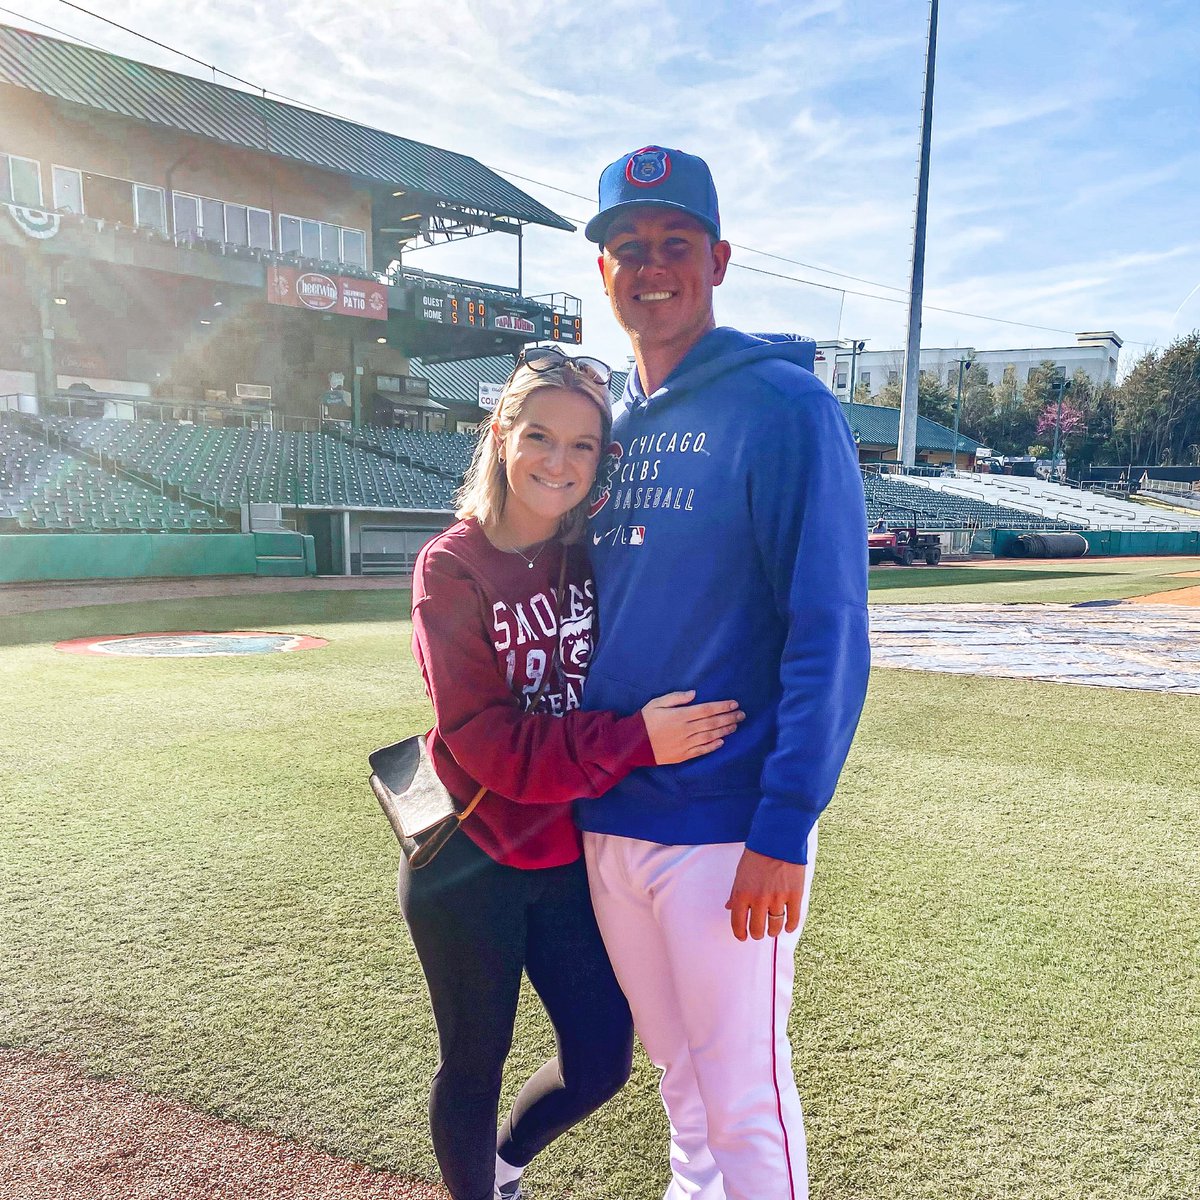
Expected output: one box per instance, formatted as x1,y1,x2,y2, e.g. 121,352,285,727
585,144,721,244
626,148,672,188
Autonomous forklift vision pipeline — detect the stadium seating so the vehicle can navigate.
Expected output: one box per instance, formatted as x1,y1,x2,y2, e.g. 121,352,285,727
909,473,1200,531
350,425,476,480
0,413,228,532
863,472,1082,531
5,414,461,522
18,410,1178,540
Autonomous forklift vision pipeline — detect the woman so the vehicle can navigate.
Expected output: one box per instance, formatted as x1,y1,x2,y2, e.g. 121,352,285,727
402,347,743,1200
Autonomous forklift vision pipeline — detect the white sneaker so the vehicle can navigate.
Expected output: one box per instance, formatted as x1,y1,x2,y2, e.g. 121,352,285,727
496,1180,526,1199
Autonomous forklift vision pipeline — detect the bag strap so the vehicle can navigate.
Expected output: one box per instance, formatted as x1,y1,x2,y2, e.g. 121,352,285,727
456,545,570,825
456,782,488,822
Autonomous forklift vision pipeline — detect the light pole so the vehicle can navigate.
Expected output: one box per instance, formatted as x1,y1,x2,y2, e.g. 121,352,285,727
951,357,972,471
899,0,940,466
835,339,867,452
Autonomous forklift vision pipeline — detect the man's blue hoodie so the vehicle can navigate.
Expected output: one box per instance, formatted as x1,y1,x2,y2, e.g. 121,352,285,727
578,327,870,865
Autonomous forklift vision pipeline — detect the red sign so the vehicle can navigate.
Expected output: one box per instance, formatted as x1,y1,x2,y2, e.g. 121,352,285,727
267,266,388,321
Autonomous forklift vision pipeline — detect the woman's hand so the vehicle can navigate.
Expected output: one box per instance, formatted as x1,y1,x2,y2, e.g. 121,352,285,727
641,691,744,764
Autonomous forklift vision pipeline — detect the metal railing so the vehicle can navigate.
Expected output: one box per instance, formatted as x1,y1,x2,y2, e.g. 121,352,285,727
1141,478,1198,497
390,265,520,299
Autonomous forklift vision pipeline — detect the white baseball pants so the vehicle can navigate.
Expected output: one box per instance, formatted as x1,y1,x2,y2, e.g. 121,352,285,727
583,830,817,1200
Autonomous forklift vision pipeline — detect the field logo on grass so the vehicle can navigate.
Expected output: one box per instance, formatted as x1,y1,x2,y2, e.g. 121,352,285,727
55,631,328,657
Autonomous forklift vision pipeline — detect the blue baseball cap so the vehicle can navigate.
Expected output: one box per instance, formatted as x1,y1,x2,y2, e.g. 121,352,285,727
585,146,721,245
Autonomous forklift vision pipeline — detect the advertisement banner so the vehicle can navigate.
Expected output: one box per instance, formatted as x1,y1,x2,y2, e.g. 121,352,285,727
267,266,388,321
477,381,503,412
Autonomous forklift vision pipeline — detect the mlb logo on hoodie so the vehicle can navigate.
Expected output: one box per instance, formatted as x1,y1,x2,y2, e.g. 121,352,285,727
629,526,645,545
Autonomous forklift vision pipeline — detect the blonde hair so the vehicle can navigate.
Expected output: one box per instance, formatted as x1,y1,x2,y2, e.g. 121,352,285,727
455,360,612,543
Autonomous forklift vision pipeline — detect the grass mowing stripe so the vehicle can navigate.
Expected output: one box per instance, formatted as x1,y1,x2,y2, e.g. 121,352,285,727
1,584,1197,1199
868,556,1200,605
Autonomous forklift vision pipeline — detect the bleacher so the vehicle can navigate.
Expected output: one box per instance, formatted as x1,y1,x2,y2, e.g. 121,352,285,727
349,425,476,481
1,413,462,526
35,416,458,512
909,473,1200,532
864,472,1082,531
0,413,228,531
14,409,1181,539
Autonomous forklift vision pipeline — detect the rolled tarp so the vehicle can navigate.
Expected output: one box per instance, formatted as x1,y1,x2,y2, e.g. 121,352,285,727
1007,532,1089,558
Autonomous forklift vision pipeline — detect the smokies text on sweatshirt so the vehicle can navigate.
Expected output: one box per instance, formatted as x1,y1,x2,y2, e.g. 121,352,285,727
492,578,596,715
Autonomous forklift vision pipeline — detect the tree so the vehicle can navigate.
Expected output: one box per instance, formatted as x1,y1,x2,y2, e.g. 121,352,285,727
1110,332,1200,465
971,364,1043,456
1036,396,1086,444
955,361,1005,450
873,370,957,426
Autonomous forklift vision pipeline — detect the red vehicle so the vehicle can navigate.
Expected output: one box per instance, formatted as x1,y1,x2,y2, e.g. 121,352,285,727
868,521,942,566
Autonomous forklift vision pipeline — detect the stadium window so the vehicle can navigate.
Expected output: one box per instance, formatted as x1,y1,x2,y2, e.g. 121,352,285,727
173,192,199,238
277,214,362,264
835,371,847,389
280,214,302,254
199,196,224,240
888,370,898,385
134,184,167,233
248,206,272,250
52,165,83,213
300,218,321,259
320,222,341,262
860,371,871,387
225,203,249,247
82,171,133,224
342,227,366,267
1,152,43,206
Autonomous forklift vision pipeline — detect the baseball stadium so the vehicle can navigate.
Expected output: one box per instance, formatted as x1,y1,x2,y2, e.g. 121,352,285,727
2,25,1198,1200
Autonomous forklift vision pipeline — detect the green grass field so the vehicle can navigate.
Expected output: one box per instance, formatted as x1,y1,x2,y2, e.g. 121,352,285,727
1,562,1197,1199
867,554,1200,605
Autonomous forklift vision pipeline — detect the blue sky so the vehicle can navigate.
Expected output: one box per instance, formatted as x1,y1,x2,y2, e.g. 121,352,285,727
11,0,1200,372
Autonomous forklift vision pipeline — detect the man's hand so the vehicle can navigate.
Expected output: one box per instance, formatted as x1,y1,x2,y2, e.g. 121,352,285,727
725,848,807,942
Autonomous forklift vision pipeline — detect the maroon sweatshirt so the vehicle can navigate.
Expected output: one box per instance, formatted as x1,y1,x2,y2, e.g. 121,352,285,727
411,518,655,869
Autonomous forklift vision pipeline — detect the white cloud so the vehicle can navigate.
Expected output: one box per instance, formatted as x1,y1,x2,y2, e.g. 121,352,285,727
10,0,1198,365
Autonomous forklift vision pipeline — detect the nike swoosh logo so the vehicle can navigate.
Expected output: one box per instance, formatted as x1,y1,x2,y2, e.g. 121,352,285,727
592,531,603,545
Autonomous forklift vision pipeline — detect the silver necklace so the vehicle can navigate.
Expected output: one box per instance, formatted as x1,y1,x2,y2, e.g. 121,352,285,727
508,540,548,569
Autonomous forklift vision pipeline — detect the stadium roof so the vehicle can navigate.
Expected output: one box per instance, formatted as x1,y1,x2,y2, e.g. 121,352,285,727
413,356,628,407
843,401,982,454
0,24,573,232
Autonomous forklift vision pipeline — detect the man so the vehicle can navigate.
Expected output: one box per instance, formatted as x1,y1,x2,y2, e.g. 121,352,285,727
577,146,871,1200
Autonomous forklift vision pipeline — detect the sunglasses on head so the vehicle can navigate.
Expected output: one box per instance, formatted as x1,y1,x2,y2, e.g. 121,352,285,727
506,346,613,389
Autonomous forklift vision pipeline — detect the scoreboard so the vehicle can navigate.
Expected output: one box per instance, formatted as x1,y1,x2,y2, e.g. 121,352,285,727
547,311,583,344
447,294,488,328
411,284,581,342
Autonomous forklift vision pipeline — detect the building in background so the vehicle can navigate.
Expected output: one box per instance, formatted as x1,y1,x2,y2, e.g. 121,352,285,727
813,331,1123,399
0,24,583,430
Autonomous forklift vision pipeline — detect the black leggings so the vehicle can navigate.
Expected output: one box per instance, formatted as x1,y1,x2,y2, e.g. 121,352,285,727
397,831,634,1200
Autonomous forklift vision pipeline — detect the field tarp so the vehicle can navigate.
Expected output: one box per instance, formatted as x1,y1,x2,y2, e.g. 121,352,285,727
871,602,1200,693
